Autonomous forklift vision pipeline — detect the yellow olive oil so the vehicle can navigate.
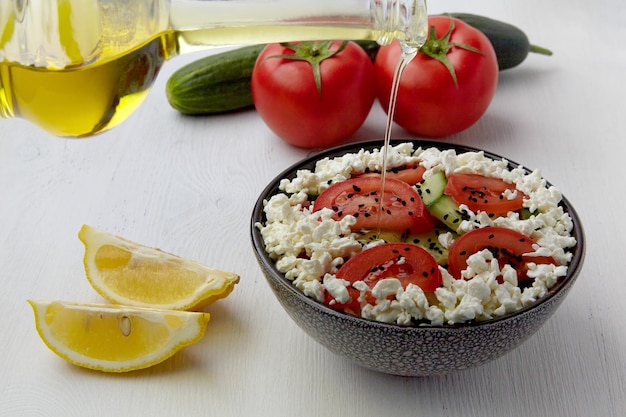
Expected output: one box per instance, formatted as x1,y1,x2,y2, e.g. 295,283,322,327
0,33,176,137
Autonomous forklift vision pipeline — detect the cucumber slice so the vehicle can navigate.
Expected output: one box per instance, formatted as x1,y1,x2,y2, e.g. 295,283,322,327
416,170,447,207
357,230,403,244
405,228,455,265
429,195,470,231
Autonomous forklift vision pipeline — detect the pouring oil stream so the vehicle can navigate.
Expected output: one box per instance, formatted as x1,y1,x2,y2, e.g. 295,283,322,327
377,44,423,235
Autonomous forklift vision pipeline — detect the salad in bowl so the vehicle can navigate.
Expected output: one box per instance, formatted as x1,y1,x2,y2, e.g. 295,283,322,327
251,140,584,376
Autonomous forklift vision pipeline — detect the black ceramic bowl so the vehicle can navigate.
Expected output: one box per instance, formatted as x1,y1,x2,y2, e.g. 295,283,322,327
251,140,585,377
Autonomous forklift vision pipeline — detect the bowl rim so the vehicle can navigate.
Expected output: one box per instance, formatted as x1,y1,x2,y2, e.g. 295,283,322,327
251,139,586,330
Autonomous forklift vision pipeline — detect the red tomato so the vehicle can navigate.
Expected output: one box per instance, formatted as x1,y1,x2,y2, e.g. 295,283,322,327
313,176,435,235
327,243,442,313
447,227,556,282
251,41,376,148
374,16,499,137
355,161,426,186
445,173,526,214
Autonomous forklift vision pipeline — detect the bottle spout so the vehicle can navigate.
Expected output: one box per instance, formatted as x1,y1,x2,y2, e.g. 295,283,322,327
372,0,428,49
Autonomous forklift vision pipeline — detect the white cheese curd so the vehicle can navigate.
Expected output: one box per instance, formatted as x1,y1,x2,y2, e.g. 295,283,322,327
256,143,577,326
322,274,351,305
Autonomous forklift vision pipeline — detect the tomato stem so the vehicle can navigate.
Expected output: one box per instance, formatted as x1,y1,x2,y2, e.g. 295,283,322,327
419,18,483,88
260,41,349,97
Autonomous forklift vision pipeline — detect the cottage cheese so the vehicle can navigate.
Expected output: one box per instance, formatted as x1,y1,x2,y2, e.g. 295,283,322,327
256,143,577,326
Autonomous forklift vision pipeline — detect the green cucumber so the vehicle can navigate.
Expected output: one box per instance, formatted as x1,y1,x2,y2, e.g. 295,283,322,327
415,170,469,232
357,230,403,244
165,44,265,115
415,170,447,207
445,13,552,70
405,228,455,265
428,195,470,232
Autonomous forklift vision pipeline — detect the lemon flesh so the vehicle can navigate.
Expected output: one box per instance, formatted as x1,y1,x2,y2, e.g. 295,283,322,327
79,225,240,310
28,300,210,372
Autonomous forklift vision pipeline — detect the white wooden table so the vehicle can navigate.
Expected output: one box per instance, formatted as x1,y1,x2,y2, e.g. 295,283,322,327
1,1,624,416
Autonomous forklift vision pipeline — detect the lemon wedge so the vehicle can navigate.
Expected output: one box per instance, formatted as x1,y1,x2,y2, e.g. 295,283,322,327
28,300,210,372
78,225,240,311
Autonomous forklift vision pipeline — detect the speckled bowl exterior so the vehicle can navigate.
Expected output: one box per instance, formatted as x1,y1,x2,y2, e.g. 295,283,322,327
251,140,585,377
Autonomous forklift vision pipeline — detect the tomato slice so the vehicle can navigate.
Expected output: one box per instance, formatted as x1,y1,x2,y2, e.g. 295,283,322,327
447,227,556,282
327,243,442,312
356,162,426,186
444,174,526,214
313,176,434,235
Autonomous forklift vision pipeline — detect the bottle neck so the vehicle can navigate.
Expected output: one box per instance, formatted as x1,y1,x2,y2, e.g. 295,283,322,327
170,0,428,51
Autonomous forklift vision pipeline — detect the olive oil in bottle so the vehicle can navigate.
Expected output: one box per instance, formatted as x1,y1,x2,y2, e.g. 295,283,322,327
1,34,176,137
